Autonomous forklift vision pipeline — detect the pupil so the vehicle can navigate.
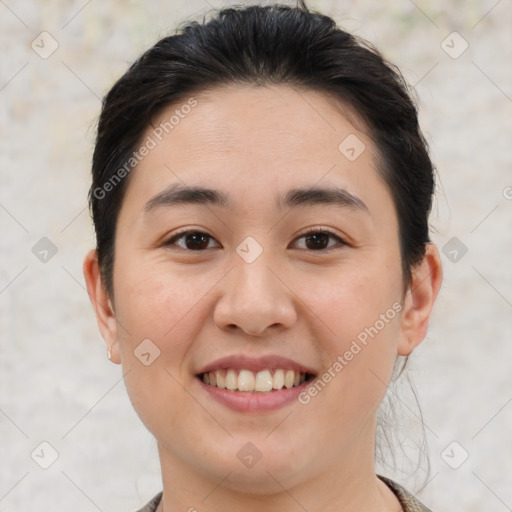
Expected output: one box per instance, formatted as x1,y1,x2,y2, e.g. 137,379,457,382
306,233,329,250
186,233,209,250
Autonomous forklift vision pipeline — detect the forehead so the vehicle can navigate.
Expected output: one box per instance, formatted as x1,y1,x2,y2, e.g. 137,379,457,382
121,84,386,212
161,84,368,160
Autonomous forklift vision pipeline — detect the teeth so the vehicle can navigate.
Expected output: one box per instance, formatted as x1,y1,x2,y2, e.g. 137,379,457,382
201,369,310,392
254,370,273,392
225,369,237,390
215,370,225,388
284,370,294,389
238,370,255,391
273,369,284,389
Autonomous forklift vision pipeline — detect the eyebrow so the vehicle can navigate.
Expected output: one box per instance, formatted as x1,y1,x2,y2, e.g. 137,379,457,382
143,183,368,214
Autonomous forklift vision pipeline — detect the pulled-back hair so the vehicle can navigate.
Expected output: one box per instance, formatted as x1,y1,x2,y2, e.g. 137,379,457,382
89,1,434,299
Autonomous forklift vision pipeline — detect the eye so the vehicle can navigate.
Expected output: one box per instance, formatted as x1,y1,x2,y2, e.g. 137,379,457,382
163,228,347,252
164,230,220,251
292,229,346,251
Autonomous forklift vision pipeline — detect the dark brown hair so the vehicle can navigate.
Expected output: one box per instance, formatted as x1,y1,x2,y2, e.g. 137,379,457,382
89,1,434,299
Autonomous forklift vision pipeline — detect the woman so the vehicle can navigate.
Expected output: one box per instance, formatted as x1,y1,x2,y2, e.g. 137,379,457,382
83,2,442,511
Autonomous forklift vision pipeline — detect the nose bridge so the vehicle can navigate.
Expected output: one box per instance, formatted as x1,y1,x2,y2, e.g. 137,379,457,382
234,254,278,302
233,234,278,298
213,244,297,335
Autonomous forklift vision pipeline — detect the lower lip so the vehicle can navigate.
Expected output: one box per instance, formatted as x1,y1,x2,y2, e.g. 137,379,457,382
197,377,311,412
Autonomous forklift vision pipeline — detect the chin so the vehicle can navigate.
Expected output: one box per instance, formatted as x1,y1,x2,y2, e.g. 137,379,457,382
199,436,312,493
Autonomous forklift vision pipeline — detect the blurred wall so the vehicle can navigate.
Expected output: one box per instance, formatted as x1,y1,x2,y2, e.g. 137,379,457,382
1,1,511,510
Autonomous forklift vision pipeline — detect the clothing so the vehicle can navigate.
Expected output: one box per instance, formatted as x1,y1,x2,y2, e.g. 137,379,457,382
136,492,161,512
135,476,432,512
379,476,433,512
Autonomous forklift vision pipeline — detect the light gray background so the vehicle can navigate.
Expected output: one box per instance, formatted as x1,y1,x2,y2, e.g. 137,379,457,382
1,1,511,510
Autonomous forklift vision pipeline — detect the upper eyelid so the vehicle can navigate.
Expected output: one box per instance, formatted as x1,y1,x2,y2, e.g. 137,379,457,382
294,226,345,240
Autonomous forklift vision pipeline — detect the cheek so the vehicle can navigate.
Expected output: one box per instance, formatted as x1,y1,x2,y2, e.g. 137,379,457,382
293,260,402,414
114,258,218,345
295,259,402,346
112,255,231,414
113,260,217,436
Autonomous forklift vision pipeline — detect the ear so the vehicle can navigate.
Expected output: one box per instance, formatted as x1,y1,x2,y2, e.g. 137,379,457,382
398,243,443,356
83,249,121,364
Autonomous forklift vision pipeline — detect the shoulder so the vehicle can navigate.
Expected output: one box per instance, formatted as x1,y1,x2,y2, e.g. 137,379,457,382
378,475,433,512
134,492,162,512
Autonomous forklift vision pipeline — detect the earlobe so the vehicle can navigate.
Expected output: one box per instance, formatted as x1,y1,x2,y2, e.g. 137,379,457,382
83,249,121,364
397,243,443,356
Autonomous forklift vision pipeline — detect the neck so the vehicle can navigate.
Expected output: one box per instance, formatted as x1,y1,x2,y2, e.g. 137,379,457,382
154,419,401,512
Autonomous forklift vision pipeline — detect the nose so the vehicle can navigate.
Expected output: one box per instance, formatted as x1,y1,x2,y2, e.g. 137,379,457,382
213,256,297,337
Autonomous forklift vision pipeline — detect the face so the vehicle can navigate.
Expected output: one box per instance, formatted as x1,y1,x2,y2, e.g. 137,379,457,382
85,84,437,495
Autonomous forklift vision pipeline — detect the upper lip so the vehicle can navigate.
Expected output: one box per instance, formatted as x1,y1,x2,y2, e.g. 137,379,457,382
196,354,317,376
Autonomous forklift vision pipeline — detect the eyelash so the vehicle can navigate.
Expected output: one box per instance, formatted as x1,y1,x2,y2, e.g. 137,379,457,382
163,227,347,252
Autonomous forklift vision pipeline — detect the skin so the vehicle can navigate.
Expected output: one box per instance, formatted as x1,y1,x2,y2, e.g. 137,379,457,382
84,84,442,512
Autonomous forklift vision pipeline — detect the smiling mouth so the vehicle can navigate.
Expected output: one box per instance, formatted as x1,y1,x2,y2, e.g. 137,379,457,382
198,368,315,393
